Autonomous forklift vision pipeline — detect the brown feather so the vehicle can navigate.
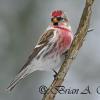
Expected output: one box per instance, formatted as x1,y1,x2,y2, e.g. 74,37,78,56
18,29,54,73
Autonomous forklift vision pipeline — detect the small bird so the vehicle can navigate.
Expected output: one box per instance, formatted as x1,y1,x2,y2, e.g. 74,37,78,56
6,10,73,91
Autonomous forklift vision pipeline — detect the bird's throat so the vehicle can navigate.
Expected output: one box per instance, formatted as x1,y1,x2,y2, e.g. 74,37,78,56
54,26,71,32
53,22,58,26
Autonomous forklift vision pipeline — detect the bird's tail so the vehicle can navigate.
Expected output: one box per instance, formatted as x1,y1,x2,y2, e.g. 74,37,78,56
5,67,29,92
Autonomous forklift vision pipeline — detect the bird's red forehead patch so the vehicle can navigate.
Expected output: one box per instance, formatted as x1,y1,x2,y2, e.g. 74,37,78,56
51,10,63,17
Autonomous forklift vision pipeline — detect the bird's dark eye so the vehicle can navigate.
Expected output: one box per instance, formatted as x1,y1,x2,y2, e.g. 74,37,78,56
51,18,53,22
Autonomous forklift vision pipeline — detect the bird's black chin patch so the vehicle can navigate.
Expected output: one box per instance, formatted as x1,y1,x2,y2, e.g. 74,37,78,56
53,22,58,26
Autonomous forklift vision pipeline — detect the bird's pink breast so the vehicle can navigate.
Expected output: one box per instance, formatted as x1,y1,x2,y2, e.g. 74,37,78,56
57,28,73,54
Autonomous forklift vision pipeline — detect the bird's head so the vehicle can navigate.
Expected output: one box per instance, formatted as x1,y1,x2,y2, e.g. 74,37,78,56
51,10,68,27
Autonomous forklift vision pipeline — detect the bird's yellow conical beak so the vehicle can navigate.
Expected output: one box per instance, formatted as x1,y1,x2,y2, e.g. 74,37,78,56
52,17,59,23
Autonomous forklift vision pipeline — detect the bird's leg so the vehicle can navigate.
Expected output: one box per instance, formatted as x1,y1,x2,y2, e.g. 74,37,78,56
52,69,58,79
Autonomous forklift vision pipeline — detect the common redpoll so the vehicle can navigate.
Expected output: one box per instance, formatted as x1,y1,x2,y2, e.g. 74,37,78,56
6,10,73,91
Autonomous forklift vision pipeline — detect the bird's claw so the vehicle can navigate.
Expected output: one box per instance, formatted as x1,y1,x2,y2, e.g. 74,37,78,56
52,69,58,79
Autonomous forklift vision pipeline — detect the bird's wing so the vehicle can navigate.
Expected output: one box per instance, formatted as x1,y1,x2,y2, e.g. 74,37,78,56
18,29,55,73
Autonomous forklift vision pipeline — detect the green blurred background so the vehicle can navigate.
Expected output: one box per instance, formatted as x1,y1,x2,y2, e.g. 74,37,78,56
0,0,100,100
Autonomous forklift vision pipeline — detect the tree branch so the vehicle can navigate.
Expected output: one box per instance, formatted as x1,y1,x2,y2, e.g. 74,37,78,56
42,0,95,100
